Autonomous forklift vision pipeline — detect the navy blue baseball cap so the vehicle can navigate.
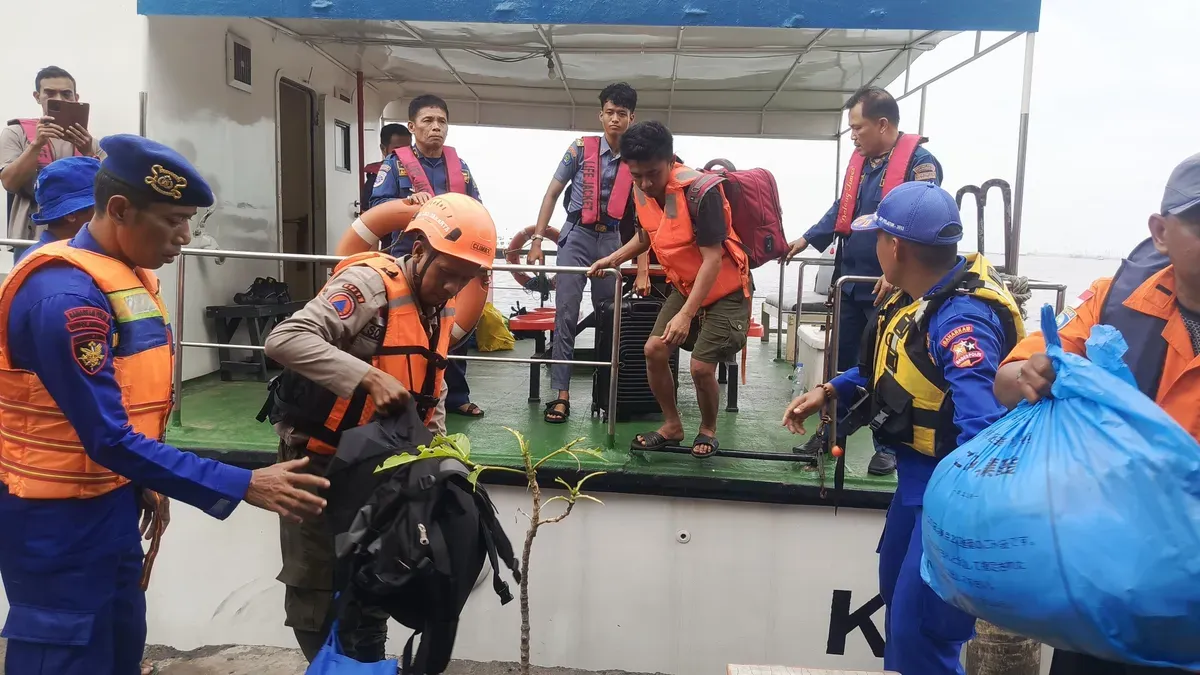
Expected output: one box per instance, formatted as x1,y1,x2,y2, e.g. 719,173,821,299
97,134,214,208
1162,152,1200,215
851,181,963,246
32,156,100,224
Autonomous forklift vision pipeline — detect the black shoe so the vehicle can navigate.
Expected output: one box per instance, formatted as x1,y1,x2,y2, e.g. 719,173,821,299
233,277,269,305
867,449,897,476
792,430,827,464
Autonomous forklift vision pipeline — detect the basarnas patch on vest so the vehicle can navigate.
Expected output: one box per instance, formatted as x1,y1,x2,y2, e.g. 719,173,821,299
1056,306,1078,330
326,290,357,319
950,335,985,368
373,162,391,188
64,307,112,375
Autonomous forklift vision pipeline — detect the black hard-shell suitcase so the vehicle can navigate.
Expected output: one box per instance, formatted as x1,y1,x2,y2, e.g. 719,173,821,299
591,296,680,422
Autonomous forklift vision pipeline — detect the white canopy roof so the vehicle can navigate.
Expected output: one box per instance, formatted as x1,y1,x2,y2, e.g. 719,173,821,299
268,20,956,139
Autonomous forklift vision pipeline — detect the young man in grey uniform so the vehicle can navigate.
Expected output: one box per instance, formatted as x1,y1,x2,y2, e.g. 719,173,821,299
263,252,449,660
1,66,100,243
527,83,650,423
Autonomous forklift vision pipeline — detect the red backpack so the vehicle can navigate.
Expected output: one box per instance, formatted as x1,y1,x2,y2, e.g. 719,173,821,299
684,159,786,268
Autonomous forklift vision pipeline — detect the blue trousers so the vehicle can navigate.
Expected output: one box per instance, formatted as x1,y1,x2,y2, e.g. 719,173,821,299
549,223,621,393
878,498,975,675
0,486,147,675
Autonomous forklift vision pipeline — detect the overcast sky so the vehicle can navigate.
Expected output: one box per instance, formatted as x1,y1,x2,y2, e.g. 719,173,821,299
454,0,1199,262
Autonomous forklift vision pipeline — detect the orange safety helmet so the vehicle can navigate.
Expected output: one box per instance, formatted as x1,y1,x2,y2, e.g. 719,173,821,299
407,194,497,269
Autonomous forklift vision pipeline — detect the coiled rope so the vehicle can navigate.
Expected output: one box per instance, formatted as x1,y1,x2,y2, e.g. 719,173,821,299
1001,273,1032,319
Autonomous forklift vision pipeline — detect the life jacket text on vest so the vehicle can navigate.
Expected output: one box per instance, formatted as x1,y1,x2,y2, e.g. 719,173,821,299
834,133,923,236
632,164,751,308
0,241,174,499
259,252,456,454
13,118,82,168
860,254,1025,458
393,146,466,195
1098,237,1172,399
578,136,633,227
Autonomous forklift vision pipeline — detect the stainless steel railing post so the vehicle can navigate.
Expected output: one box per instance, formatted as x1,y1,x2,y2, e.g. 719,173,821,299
171,256,186,426
826,275,880,446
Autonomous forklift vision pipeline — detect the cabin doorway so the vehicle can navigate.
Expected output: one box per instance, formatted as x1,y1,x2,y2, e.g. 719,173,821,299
276,78,327,301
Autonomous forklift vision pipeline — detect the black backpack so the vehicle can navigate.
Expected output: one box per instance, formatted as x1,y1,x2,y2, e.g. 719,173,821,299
325,404,521,674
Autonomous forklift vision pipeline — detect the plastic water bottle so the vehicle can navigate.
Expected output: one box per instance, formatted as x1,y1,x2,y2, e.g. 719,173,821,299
791,362,807,399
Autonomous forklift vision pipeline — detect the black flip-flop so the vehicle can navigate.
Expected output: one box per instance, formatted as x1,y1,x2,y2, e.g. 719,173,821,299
691,433,720,459
631,431,684,451
544,399,570,424
451,402,485,417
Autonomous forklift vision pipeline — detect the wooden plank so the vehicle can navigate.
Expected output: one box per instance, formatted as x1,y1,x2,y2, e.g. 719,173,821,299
720,662,902,667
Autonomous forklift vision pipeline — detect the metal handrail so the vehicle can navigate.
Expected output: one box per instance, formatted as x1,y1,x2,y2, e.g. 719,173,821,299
170,247,624,443
826,275,881,450
1026,281,1067,314
766,256,836,361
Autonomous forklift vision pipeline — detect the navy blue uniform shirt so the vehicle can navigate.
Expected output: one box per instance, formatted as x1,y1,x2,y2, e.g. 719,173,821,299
830,257,1009,505
805,145,942,300
15,229,57,263
2,226,252,535
369,146,482,253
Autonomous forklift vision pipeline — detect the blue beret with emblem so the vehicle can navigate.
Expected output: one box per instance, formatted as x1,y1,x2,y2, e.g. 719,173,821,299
98,134,214,208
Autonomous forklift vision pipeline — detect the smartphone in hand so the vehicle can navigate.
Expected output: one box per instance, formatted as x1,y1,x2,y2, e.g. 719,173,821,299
46,100,90,130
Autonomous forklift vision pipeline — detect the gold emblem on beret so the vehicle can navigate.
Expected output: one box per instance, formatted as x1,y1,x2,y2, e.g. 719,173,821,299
145,165,187,200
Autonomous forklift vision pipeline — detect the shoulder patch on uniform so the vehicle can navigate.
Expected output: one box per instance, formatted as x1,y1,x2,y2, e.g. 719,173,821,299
65,307,112,375
1078,289,1095,303
462,170,471,184
373,162,391,188
326,290,357,320
341,283,366,304
396,165,407,177
950,336,985,368
574,138,585,147
1055,306,1078,330
939,324,974,348
912,162,938,182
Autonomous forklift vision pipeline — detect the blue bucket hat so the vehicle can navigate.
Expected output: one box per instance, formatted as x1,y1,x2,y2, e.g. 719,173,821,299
32,156,101,225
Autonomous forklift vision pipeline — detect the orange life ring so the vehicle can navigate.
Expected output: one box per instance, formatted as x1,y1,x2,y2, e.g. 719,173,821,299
450,274,489,348
505,225,560,290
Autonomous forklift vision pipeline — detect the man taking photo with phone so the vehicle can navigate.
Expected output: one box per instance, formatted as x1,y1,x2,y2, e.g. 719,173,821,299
1,66,99,244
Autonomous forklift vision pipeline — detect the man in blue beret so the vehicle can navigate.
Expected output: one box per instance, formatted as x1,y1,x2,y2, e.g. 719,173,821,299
17,155,101,262
0,133,332,675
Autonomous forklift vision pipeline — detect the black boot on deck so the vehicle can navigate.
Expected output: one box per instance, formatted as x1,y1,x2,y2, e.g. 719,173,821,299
867,449,897,476
792,429,828,464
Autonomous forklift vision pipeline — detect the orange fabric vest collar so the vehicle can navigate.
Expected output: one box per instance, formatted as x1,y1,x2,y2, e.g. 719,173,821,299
632,164,749,307
307,252,456,454
0,241,173,499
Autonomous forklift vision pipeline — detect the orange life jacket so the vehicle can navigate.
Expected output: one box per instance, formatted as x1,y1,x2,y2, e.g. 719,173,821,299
0,241,173,499
833,132,923,235
633,164,750,307
303,251,456,454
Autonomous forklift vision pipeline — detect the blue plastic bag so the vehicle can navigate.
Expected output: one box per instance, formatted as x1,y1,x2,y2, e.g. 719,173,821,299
306,619,399,675
921,304,1200,668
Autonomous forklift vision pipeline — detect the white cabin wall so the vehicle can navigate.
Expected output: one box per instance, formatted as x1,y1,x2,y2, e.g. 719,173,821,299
142,16,385,379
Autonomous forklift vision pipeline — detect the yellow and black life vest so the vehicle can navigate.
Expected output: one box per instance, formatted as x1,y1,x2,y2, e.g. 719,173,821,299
860,253,1026,458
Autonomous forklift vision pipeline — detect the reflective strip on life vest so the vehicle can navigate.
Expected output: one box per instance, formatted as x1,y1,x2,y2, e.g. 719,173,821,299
107,287,164,323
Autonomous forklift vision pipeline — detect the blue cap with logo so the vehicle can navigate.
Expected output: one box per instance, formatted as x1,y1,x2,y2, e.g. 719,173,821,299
32,156,101,224
851,181,963,246
97,134,214,208
1162,152,1200,216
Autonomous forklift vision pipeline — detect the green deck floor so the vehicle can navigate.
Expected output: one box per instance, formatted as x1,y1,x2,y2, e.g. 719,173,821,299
167,338,897,495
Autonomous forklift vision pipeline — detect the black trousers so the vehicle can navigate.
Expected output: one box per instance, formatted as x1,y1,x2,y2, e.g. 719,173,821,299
1050,650,1194,675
